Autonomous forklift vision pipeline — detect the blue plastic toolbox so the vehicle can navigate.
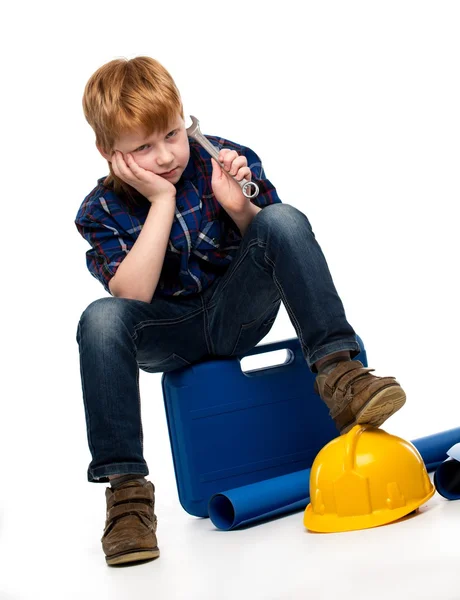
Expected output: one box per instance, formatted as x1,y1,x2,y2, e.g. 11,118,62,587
162,336,367,517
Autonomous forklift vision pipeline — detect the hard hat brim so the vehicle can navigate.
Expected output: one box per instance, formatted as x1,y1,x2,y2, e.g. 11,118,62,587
303,486,435,533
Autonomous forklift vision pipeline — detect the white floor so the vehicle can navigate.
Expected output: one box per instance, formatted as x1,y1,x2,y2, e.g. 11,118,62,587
2,368,459,600
1,474,458,600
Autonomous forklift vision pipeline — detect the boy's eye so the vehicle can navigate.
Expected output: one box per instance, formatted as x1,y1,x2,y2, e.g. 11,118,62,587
134,130,177,152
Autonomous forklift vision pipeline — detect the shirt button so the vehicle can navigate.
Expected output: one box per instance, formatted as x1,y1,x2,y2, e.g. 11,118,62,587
212,237,219,245
178,204,185,211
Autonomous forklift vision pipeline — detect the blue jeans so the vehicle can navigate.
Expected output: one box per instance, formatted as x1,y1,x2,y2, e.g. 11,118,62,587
76,204,360,482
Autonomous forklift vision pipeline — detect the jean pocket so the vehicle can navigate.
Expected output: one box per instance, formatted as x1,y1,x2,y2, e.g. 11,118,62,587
230,307,280,356
138,352,192,374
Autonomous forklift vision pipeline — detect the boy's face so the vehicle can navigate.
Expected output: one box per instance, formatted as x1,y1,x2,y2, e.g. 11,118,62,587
100,115,190,185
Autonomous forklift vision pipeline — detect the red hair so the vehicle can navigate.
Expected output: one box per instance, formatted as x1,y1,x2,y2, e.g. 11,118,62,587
83,56,184,197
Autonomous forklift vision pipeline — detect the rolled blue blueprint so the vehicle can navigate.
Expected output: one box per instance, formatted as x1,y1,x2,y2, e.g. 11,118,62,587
434,442,460,500
208,469,311,530
411,427,460,471
208,427,460,530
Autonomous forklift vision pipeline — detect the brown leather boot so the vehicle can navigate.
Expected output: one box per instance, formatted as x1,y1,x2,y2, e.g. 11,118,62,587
314,360,406,434
102,480,160,566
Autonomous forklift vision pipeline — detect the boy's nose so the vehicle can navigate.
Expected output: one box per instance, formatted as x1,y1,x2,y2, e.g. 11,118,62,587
156,146,174,166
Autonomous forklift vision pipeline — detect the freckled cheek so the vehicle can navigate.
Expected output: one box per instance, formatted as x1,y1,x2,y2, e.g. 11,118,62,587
134,156,155,171
180,145,191,166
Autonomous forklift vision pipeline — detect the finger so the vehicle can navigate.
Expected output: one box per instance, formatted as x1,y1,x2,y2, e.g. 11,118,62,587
115,151,140,183
234,166,252,182
228,156,247,177
217,148,234,161
218,149,239,172
125,153,147,179
211,157,223,178
111,151,127,180
112,151,132,182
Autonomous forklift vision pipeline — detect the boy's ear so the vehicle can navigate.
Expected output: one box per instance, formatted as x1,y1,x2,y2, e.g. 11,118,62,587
96,143,112,162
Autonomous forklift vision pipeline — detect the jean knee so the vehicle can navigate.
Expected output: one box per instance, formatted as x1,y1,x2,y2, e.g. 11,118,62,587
76,297,128,343
256,203,313,239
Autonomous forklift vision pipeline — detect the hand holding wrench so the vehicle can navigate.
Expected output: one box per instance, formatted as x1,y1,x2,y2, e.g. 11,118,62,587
186,115,260,199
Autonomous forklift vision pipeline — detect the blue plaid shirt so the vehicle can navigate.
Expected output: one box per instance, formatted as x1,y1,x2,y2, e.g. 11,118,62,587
75,136,282,297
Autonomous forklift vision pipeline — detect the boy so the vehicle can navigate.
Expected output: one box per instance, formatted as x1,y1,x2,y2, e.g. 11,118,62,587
76,56,406,566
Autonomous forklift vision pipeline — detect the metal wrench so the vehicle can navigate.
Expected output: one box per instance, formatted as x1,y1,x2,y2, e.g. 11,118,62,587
186,115,260,199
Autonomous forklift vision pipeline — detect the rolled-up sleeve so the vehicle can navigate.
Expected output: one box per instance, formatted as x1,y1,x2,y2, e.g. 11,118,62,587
75,210,132,294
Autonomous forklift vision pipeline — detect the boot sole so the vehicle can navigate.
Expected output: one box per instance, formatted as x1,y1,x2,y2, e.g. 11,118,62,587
340,385,406,434
106,547,160,566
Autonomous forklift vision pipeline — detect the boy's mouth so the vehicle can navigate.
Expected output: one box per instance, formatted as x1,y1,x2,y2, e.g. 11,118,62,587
161,167,177,176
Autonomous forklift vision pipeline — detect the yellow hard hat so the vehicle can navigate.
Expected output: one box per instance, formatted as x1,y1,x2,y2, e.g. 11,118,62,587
304,425,435,533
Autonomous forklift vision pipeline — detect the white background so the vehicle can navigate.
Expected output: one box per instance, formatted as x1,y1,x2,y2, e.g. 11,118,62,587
1,1,460,599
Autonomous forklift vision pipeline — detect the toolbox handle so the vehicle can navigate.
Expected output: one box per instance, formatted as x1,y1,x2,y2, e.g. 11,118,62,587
236,337,303,368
